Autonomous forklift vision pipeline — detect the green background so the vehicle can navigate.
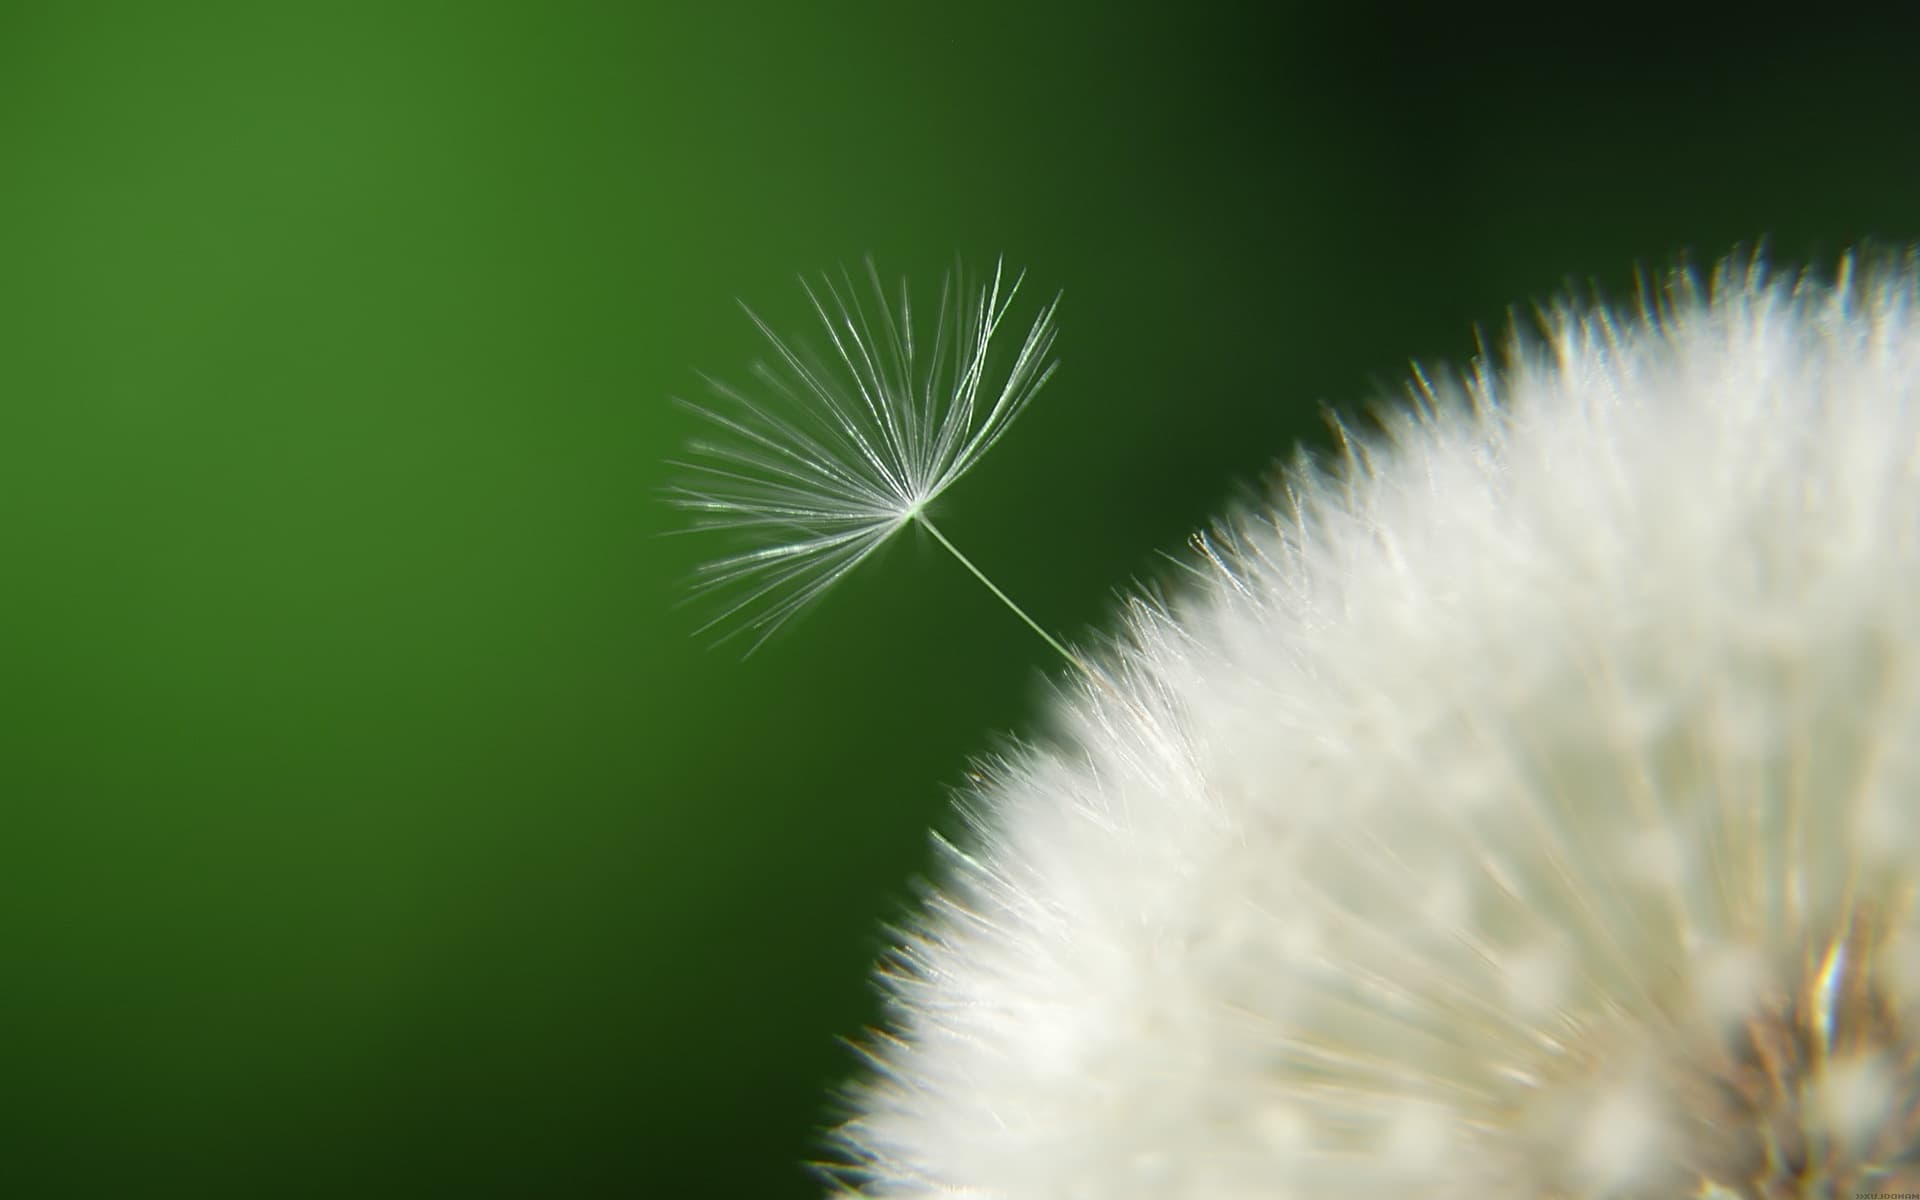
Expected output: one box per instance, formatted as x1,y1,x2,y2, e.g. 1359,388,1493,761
4,3,1918,1195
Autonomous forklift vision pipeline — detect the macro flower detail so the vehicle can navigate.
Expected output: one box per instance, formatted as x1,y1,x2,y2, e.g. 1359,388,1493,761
669,259,1060,653
826,254,1920,1197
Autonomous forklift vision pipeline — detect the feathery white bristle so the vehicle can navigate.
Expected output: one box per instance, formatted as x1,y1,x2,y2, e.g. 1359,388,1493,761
669,258,1059,652
826,251,1920,1197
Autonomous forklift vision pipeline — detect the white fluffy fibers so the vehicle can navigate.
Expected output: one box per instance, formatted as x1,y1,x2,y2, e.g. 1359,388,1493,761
826,253,1920,1198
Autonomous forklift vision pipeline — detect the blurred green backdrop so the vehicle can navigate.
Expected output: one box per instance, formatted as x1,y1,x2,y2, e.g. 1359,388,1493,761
4,2,1920,1195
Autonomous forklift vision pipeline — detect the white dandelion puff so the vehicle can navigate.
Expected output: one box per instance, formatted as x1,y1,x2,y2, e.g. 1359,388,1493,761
825,250,1920,1197
669,258,1066,657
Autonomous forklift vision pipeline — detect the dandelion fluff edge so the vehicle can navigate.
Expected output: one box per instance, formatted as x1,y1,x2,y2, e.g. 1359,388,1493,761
827,252,1920,1198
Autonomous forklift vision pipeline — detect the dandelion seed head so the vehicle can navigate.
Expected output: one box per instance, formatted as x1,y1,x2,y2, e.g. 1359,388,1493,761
668,258,1059,651
827,252,1920,1197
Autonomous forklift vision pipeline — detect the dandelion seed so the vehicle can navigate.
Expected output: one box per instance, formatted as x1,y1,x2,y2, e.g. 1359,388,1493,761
669,258,1073,661
825,251,1920,1198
